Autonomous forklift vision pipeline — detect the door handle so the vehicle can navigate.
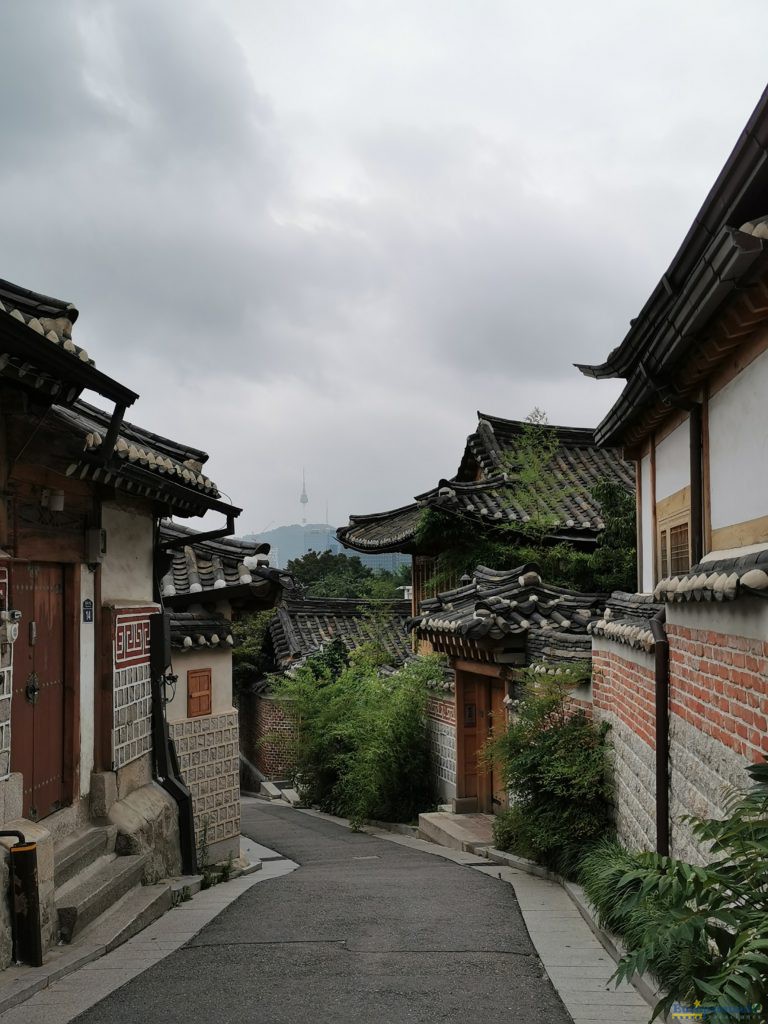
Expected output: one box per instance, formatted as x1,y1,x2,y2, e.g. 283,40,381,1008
25,673,40,705
29,620,37,646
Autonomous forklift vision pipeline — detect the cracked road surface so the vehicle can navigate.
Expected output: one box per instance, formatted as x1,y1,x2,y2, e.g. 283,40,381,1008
73,800,573,1023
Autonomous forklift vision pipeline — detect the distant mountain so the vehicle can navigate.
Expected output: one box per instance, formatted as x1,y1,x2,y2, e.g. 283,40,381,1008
243,522,408,573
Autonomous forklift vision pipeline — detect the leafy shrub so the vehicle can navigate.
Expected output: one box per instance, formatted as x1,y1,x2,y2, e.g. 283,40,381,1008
487,666,613,877
580,762,768,1022
273,646,442,827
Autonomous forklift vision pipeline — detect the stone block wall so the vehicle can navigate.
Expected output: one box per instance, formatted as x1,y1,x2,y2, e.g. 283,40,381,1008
592,641,657,852
593,614,767,862
170,710,240,861
427,696,456,802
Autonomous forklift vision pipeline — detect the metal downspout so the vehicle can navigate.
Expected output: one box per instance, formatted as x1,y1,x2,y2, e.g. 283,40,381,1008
651,608,670,856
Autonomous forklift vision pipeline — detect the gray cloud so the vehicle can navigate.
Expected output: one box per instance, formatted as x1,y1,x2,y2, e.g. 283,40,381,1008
1,1,767,531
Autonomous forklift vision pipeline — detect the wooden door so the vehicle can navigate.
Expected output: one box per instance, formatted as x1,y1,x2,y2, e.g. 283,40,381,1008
11,563,66,820
457,671,508,814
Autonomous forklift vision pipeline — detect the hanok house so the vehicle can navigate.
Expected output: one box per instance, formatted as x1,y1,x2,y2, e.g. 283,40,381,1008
239,596,412,783
579,83,768,862
158,521,290,863
0,276,283,967
337,412,633,616
409,565,604,813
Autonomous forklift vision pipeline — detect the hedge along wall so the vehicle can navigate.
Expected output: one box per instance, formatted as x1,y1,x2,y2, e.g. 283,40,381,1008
592,597,768,863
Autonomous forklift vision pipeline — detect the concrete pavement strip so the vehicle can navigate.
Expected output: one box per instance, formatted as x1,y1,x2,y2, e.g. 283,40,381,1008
0,844,298,1024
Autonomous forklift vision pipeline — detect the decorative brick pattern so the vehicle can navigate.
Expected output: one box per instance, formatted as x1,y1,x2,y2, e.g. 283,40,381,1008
0,567,12,780
427,695,456,726
112,662,152,770
112,608,155,770
428,718,456,799
170,710,240,851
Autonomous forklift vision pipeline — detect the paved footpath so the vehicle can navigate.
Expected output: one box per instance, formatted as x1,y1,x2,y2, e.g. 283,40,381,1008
1,799,650,1023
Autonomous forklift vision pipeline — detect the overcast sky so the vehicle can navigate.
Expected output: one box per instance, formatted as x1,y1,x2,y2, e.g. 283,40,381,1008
2,3,767,534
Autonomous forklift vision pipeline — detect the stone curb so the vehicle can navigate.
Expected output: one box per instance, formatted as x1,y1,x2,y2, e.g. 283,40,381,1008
482,847,668,1019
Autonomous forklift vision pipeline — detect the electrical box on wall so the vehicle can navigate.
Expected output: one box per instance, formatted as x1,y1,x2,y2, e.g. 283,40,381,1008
85,528,107,565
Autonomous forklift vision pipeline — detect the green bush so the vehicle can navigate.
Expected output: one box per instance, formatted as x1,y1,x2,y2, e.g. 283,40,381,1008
487,666,613,877
580,763,768,1022
272,646,442,827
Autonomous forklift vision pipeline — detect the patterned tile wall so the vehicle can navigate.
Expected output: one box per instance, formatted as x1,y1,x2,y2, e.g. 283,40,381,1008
112,608,155,770
169,710,240,854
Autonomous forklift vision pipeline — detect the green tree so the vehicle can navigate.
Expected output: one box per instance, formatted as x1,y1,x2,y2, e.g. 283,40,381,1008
414,410,637,594
287,550,411,600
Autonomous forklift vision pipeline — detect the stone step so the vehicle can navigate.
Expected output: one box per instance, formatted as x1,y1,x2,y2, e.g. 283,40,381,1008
54,826,116,889
281,788,302,807
417,811,495,853
74,881,172,953
259,781,284,801
56,853,147,943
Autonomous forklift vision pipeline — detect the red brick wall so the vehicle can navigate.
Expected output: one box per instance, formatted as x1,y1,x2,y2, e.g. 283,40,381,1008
239,693,297,780
592,647,656,749
666,622,768,764
427,695,456,725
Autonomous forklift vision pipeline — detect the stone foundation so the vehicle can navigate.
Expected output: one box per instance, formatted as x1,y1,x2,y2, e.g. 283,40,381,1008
108,781,182,882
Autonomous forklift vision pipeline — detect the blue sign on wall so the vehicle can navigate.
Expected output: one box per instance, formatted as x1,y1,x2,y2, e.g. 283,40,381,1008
82,598,94,624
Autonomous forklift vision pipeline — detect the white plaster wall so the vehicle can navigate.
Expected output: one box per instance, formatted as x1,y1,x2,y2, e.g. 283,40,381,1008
165,647,233,724
640,454,654,593
101,501,154,604
666,595,768,642
709,347,768,531
79,566,96,797
655,417,689,501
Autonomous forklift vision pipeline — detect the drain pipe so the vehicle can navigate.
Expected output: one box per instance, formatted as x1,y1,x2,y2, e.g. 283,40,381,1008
0,830,43,967
650,609,670,856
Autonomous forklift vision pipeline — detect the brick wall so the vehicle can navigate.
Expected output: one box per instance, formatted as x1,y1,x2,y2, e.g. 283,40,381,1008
592,640,658,852
427,696,456,801
593,613,764,861
170,709,240,860
239,693,297,780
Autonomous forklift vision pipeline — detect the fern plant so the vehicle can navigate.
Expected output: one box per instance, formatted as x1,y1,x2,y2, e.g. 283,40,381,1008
581,761,768,1023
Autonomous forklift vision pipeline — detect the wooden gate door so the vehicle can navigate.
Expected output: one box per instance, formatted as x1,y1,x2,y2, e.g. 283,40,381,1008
11,563,66,821
458,672,508,814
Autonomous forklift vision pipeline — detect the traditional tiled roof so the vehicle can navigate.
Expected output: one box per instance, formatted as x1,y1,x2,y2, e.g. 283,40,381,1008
588,592,662,652
411,564,605,665
169,610,234,650
338,414,633,554
578,85,768,446
0,278,92,363
654,548,768,604
0,278,137,408
54,400,236,517
159,521,293,610
269,597,412,670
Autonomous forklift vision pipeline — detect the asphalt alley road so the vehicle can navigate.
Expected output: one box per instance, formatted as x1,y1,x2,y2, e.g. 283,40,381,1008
71,801,574,1024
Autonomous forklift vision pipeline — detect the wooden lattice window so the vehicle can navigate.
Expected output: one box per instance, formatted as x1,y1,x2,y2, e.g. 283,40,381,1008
669,522,690,575
187,668,212,718
659,529,668,578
